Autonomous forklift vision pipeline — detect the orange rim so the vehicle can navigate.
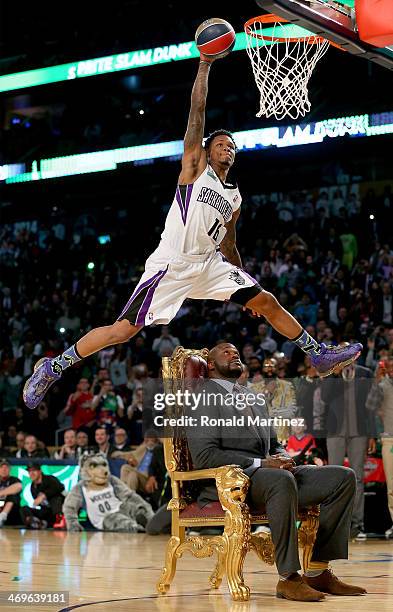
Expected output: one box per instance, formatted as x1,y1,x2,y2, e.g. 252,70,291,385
244,13,328,45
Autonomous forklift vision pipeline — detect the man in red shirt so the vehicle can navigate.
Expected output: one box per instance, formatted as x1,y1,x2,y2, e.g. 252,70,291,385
64,378,95,430
286,424,316,459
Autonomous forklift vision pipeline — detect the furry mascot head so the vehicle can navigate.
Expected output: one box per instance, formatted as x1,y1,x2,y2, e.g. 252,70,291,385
80,453,110,489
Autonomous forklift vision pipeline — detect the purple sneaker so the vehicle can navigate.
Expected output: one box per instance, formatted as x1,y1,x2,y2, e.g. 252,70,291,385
310,342,363,378
23,358,61,409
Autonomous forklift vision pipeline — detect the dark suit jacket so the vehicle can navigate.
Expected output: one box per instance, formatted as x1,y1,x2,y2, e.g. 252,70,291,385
186,379,287,504
320,365,376,437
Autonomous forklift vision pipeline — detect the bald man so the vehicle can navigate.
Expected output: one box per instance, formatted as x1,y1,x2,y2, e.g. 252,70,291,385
187,343,366,602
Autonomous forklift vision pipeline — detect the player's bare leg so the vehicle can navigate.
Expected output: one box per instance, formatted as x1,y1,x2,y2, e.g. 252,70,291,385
75,320,140,358
23,319,140,409
245,291,362,377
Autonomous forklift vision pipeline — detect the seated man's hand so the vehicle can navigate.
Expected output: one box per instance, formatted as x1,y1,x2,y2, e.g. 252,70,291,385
33,493,46,507
127,456,138,467
262,455,296,471
367,438,377,454
145,476,158,494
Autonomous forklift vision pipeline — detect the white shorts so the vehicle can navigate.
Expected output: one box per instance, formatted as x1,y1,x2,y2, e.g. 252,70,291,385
118,244,261,326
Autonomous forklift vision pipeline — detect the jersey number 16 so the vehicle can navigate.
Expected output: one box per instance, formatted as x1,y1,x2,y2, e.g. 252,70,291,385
207,218,222,242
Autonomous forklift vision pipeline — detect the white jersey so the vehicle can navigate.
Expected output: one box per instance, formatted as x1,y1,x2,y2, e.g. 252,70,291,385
159,164,242,256
82,484,122,530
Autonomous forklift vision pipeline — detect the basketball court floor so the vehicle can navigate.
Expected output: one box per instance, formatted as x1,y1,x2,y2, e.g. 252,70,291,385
0,529,392,611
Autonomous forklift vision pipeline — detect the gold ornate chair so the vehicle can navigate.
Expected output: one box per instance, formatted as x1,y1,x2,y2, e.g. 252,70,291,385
157,346,319,602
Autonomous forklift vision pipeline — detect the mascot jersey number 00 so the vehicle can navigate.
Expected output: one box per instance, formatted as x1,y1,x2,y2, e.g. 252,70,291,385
63,453,154,532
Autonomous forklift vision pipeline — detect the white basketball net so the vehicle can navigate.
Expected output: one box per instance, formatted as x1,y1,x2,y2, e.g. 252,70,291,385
245,18,330,121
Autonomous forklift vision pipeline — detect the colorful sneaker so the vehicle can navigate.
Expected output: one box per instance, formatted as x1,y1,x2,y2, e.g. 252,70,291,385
23,358,61,410
310,342,363,378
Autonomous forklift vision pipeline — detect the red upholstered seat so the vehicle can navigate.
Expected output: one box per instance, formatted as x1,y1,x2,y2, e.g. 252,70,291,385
180,501,268,519
180,501,312,520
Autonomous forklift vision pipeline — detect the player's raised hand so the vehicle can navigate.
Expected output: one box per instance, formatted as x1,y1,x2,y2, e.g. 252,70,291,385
199,52,216,64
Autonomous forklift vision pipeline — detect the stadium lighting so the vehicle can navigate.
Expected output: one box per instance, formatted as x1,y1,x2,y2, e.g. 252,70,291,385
1,111,392,185
87,262,95,270
369,214,375,220
59,327,66,334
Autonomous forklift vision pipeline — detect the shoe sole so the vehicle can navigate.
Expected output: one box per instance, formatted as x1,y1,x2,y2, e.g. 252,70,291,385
22,358,49,409
276,593,325,601
317,351,361,378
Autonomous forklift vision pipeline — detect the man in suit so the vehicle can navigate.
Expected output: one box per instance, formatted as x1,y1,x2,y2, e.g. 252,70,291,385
113,429,160,493
321,362,376,540
187,343,366,602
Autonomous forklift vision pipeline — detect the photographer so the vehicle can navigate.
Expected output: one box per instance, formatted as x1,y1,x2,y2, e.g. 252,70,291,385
21,464,64,529
92,378,124,429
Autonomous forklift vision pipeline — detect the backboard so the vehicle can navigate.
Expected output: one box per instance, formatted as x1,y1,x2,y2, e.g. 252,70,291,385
255,0,393,70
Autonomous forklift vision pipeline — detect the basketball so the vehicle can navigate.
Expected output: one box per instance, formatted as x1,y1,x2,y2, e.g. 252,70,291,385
195,18,236,59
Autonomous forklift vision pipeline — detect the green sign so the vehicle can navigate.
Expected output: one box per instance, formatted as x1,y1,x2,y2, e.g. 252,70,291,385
10,465,79,507
0,26,315,94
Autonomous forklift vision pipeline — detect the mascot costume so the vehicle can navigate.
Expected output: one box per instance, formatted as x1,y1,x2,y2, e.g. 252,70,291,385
63,453,154,532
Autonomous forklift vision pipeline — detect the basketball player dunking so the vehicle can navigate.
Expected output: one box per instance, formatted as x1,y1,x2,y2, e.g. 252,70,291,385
23,52,362,409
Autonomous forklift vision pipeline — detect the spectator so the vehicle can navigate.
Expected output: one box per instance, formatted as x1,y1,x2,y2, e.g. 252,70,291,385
286,424,316,461
28,401,56,446
113,427,132,451
321,362,376,540
94,426,116,458
13,431,26,458
366,357,393,538
377,281,393,326
53,428,77,459
64,378,95,430
251,357,297,443
21,464,64,529
20,435,49,459
116,430,160,493
248,355,263,383
92,379,124,429
145,442,172,535
75,429,90,460
241,342,255,365
91,368,110,395
152,326,180,358
0,435,8,458
0,459,22,527
124,387,144,444
321,250,340,277
293,293,318,328
255,323,277,357
4,424,17,448
109,346,130,388
0,357,23,414
15,341,35,378
55,307,81,334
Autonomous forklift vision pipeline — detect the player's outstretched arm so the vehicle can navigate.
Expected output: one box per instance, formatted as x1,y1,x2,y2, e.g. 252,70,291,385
220,208,242,268
178,55,214,184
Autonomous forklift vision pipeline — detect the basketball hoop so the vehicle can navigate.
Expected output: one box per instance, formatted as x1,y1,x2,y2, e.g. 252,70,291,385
244,14,330,120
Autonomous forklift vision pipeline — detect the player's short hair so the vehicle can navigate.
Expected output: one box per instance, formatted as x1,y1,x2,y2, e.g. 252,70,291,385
204,129,237,152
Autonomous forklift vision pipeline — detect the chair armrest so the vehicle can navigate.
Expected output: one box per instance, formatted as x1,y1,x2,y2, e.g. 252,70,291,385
172,465,241,482
172,465,250,509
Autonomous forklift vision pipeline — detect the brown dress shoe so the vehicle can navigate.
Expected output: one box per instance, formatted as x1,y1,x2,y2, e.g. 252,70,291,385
304,569,367,595
276,573,326,601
